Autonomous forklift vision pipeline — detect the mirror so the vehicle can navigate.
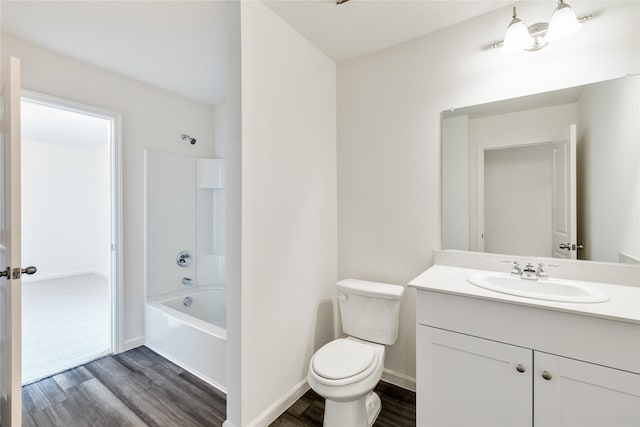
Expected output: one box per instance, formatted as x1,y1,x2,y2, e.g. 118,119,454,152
442,74,639,264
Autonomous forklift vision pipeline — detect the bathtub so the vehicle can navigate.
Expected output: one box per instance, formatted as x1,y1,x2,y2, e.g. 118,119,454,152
145,286,226,392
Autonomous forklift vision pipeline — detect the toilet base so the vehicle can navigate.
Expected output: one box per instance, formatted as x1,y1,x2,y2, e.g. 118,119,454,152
323,391,381,427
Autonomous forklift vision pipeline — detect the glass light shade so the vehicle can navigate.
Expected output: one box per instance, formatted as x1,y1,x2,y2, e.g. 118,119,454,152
502,18,533,53
546,1,581,42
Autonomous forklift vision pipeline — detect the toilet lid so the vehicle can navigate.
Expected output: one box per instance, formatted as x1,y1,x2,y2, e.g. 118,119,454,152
312,339,375,380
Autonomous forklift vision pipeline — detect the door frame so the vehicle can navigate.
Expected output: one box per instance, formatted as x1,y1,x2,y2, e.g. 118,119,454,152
21,89,124,353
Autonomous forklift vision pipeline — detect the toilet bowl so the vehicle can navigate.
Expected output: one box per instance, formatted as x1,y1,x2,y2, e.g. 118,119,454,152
308,337,385,427
307,279,404,427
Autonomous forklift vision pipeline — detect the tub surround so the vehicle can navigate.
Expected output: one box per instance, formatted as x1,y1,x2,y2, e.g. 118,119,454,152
410,250,640,426
144,150,227,393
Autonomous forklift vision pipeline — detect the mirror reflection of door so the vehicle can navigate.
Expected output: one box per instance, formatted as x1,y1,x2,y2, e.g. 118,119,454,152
480,125,577,259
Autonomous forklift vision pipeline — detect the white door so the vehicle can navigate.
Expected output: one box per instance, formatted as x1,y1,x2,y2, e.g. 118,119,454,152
417,325,532,426
552,124,578,259
534,351,640,427
0,56,25,427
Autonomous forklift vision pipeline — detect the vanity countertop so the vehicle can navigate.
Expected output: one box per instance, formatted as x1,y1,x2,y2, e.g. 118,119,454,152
409,265,640,324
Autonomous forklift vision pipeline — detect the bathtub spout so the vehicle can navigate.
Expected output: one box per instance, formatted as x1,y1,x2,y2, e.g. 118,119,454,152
182,277,193,286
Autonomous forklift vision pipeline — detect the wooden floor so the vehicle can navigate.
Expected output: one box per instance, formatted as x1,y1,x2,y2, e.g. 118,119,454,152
271,381,416,426
22,346,226,427
23,345,415,427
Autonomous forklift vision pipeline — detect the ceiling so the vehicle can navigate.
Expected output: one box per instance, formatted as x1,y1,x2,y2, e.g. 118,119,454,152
1,1,513,106
265,0,513,62
1,1,227,106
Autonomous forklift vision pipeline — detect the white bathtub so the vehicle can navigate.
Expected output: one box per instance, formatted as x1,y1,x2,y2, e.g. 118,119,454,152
145,286,226,392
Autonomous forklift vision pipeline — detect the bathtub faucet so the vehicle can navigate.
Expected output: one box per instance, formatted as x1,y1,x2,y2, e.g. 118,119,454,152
182,277,193,286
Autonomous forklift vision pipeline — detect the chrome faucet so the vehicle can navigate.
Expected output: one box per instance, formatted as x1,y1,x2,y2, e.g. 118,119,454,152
503,260,556,280
521,263,537,280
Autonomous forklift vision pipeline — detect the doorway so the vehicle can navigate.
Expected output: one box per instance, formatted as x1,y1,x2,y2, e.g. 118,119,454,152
19,91,122,384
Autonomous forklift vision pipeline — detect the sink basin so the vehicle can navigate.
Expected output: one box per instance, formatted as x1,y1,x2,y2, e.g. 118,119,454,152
467,272,610,303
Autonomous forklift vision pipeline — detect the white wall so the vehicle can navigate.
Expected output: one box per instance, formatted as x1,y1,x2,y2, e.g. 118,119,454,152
337,0,640,384
144,150,196,297
441,115,469,251
1,34,218,348
238,1,336,425
221,1,243,426
577,76,640,262
22,139,110,279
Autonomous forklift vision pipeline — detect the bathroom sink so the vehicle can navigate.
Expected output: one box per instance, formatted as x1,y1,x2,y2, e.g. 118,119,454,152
467,272,610,303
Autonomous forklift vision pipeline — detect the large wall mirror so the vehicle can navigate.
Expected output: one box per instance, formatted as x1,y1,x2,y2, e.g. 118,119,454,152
442,74,639,264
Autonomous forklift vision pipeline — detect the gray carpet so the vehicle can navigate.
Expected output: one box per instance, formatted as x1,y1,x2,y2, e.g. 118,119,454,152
21,273,111,384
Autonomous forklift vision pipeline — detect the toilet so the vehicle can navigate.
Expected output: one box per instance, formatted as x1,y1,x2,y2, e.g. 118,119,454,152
308,279,404,427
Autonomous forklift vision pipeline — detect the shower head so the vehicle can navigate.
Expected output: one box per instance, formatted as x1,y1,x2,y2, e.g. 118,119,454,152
181,134,197,145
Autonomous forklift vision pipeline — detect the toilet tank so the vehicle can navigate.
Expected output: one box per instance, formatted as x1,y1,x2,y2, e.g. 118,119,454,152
336,279,405,345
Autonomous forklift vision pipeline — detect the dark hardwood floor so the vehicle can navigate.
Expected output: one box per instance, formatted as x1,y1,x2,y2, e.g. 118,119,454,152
23,346,415,427
22,346,226,427
271,381,416,426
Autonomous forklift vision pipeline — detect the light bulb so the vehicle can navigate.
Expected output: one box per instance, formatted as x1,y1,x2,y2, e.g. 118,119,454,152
502,7,534,53
546,0,581,43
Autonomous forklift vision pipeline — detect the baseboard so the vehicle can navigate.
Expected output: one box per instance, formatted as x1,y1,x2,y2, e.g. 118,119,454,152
122,336,145,352
382,368,416,392
230,372,411,427
246,378,310,427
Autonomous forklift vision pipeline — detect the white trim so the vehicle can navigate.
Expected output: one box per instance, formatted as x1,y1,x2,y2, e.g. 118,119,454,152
123,336,145,352
222,422,238,427
382,369,416,392
246,379,310,427
20,89,124,355
242,376,414,426
112,107,124,354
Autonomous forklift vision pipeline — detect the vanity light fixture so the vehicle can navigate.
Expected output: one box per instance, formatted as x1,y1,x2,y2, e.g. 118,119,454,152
490,0,592,53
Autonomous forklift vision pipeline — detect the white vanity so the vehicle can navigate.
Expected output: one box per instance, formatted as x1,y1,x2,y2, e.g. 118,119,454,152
410,251,640,427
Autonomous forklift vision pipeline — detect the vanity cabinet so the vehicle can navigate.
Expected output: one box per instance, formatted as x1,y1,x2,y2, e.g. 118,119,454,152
417,325,640,427
414,286,640,427
534,352,640,427
417,326,531,426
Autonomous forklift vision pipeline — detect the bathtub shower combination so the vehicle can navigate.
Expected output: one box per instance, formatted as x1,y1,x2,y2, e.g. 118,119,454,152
144,150,226,392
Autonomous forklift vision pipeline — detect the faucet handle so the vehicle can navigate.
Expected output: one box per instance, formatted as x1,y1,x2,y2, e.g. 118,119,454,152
536,263,558,279
502,260,522,276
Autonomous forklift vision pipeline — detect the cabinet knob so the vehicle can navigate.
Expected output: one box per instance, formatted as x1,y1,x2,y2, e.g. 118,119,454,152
541,371,553,381
515,364,526,373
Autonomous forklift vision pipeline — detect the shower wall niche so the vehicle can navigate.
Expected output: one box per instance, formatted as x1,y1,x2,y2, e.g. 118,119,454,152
145,149,225,298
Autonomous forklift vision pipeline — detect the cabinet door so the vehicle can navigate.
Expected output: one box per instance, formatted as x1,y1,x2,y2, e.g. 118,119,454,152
535,352,640,427
417,325,532,427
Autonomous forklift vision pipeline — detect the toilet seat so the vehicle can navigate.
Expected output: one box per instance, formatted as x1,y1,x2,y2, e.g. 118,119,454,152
310,339,379,386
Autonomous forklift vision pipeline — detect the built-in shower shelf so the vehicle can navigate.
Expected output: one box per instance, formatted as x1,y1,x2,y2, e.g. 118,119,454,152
198,158,225,189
